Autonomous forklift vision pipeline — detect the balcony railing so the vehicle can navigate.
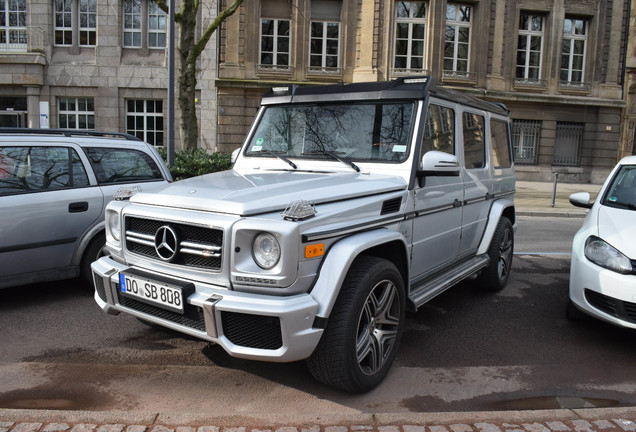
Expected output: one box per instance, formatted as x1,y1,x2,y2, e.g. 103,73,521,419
514,78,548,89
559,81,591,92
441,70,477,83
0,26,45,54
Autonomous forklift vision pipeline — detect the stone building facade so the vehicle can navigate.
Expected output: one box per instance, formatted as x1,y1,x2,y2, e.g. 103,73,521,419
218,0,631,183
0,0,219,150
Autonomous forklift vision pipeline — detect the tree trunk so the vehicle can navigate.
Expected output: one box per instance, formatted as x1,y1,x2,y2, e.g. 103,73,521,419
177,0,198,150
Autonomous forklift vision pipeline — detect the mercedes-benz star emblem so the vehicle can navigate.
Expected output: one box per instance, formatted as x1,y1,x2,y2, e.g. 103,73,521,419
154,225,178,261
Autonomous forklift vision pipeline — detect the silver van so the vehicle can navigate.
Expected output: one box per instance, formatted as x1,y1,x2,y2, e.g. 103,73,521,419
92,77,515,392
0,129,172,289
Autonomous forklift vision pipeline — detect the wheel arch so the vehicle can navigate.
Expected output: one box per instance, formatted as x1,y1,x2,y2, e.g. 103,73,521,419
477,198,516,256
309,228,409,319
72,221,106,267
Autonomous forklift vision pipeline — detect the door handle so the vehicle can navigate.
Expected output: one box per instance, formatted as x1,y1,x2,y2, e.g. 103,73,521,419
68,201,89,213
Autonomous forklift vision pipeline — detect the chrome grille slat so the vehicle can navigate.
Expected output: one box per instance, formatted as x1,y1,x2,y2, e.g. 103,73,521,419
124,216,223,271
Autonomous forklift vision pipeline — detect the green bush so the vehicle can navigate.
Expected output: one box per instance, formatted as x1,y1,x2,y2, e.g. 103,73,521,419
158,148,232,181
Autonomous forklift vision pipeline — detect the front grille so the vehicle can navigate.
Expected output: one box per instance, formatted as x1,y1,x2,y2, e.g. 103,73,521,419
125,216,223,270
585,289,636,324
117,289,206,332
221,311,283,350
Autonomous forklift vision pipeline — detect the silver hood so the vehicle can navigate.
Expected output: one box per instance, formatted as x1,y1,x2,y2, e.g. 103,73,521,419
131,169,408,216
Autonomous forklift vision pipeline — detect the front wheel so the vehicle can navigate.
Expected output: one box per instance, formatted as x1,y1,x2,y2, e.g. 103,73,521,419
80,232,106,288
306,256,405,393
478,217,514,291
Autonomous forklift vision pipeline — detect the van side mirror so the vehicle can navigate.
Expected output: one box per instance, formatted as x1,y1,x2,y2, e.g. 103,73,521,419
418,151,460,177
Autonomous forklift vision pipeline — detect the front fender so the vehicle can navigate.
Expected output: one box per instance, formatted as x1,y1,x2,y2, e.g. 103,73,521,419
477,198,515,256
310,228,407,318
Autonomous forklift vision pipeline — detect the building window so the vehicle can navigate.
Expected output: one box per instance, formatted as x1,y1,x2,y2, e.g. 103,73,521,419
126,99,164,146
0,0,27,51
393,1,427,73
54,0,96,47
512,119,541,165
309,0,341,73
58,97,95,130
516,14,543,82
561,17,587,84
260,19,290,69
123,0,166,49
554,122,583,167
148,1,166,47
444,4,471,76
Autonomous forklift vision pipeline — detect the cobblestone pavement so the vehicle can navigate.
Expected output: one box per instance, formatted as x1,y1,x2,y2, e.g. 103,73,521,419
1,409,636,432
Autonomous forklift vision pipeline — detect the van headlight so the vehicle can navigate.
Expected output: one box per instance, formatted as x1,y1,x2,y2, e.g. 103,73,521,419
106,210,121,241
584,236,632,274
252,232,281,269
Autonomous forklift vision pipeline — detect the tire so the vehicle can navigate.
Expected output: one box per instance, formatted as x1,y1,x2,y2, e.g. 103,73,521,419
80,232,106,288
306,256,406,393
478,217,514,292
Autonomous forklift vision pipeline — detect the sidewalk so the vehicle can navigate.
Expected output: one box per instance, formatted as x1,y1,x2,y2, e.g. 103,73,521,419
0,180,623,432
515,180,601,218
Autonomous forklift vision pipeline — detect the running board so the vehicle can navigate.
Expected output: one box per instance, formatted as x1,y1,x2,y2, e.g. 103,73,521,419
408,254,490,311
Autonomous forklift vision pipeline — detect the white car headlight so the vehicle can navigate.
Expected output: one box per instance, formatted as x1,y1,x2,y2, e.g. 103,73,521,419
584,236,632,274
106,209,121,241
252,232,281,269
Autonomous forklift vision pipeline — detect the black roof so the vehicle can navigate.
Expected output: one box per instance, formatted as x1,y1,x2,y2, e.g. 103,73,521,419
262,76,508,116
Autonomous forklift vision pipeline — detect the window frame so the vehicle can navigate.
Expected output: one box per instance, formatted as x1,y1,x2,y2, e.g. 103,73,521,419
0,0,28,51
516,14,544,81
58,97,96,130
308,20,341,72
126,99,164,146
123,0,166,50
259,17,291,69
54,0,96,47
444,3,472,74
393,1,427,72
561,17,587,84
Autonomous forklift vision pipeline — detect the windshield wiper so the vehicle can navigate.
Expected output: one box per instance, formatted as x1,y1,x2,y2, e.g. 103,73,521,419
302,150,360,172
609,200,636,210
262,149,297,170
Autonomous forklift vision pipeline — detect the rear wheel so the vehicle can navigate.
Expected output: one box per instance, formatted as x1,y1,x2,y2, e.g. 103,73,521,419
478,217,514,291
306,256,405,393
80,232,106,288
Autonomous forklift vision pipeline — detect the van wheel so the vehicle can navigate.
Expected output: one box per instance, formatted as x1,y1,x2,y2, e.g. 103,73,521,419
306,256,405,393
478,217,514,292
80,232,106,288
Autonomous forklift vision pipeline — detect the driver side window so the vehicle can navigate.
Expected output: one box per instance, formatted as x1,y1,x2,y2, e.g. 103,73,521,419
421,104,455,158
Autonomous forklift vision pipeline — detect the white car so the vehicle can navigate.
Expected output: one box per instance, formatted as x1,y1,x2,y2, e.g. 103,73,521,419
568,155,636,328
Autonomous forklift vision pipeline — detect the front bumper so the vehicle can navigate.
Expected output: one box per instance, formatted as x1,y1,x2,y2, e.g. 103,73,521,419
569,253,636,330
92,256,324,362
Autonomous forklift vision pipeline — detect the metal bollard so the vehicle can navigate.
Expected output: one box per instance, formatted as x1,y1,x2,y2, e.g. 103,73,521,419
551,172,559,207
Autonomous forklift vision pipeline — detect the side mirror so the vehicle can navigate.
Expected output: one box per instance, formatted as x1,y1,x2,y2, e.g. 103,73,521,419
231,147,241,164
418,151,460,177
569,192,593,209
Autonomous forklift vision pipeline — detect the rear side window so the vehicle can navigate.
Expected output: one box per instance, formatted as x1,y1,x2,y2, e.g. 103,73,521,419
491,119,512,169
462,112,486,169
84,147,164,185
0,146,90,196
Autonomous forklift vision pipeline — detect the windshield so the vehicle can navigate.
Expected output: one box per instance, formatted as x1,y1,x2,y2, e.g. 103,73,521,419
603,165,636,210
245,102,415,163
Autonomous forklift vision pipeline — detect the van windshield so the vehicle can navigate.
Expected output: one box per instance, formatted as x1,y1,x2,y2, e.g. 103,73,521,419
245,102,415,163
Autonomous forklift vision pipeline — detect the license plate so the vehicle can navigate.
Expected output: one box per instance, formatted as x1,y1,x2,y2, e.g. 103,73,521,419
119,272,188,314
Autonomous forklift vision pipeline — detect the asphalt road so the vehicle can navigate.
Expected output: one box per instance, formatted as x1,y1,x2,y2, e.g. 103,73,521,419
1,216,635,416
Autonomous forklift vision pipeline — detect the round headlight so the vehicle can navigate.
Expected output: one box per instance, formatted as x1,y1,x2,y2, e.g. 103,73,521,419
252,232,281,269
106,210,121,241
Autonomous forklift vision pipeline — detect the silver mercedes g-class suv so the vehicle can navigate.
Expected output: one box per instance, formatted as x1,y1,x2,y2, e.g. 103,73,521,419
92,77,515,392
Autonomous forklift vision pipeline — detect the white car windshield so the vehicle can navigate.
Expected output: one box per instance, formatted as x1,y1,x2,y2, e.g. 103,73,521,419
603,165,636,210
245,102,415,163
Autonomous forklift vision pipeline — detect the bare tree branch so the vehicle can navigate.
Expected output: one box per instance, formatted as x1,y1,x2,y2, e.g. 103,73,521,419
194,0,243,57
